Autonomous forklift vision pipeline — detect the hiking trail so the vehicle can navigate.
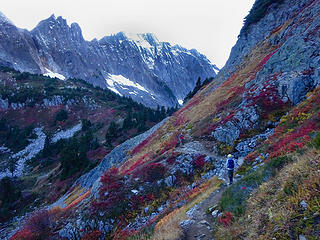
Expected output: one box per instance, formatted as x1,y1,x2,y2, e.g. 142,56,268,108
176,134,240,240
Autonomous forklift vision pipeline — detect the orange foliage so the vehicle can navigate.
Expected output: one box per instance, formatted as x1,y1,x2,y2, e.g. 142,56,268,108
154,208,180,231
64,189,91,210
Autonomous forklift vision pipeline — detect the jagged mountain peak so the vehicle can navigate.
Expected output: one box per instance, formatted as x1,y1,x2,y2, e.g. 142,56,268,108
32,14,81,34
0,13,217,108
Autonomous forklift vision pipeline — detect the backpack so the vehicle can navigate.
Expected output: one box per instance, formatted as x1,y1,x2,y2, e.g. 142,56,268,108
227,158,235,169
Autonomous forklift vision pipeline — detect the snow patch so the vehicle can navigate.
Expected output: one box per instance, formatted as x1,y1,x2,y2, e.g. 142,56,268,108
105,74,148,93
107,87,123,96
44,68,66,80
213,67,220,74
124,32,154,50
51,123,82,143
0,128,46,179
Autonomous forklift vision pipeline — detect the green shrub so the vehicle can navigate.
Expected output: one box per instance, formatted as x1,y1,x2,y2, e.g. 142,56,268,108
313,133,320,149
0,177,21,221
283,181,297,196
218,184,248,217
218,155,293,216
0,124,36,152
265,156,292,175
55,109,68,122
59,138,91,180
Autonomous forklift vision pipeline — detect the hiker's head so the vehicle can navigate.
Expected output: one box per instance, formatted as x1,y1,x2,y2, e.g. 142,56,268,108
227,154,232,158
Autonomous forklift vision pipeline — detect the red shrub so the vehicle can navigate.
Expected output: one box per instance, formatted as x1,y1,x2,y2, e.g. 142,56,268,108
81,230,102,240
218,211,233,227
244,152,259,163
24,210,53,238
247,84,288,113
141,162,167,182
10,228,34,240
131,132,156,155
123,153,150,174
301,68,314,75
130,194,155,210
221,74,238,88
271,25,283,34
193,155,206,168
112,229,137,240
268,120,316,157
91,167,130,219
209,112,235,132
166,155,176,165
228,86,245,95
257,50,279,69
11,209,60,240
220,112,235,125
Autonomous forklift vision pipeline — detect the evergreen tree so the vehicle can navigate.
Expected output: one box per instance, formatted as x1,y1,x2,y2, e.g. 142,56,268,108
81,119,92,131
42,135,52,158
160,106,166,119
195,77,201,90
105,121,119,147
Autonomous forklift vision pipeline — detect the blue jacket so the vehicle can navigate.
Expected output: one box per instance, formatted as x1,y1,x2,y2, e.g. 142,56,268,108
226,157,235,170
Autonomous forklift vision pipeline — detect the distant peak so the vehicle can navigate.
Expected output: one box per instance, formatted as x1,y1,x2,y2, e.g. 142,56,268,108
49,14,56,20
32,14,72,32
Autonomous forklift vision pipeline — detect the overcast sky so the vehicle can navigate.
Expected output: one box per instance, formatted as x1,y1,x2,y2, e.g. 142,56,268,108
1,0,254,68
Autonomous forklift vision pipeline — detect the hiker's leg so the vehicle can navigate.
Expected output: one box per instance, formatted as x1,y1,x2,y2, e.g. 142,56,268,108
228,170,232,184
230,169,234,184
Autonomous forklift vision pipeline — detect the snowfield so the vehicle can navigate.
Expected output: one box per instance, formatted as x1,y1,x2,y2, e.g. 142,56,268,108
0,128,46,179
44,68,66,80
51,122,82,143
105,74,149,96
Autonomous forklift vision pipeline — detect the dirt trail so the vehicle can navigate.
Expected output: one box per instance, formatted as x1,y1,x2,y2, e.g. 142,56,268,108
176,136,244,240
175,136,230,240
182,185,226,240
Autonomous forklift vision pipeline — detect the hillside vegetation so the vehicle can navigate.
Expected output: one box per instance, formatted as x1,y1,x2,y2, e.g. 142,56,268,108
5,0,320,239
0,67,173,224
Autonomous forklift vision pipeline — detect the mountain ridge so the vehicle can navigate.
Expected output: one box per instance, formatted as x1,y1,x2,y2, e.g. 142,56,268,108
0,13,218,108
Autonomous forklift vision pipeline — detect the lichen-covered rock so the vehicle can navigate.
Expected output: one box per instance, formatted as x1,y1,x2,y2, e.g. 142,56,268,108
43,95,64,107
213,121,240,145
0,98,8,110
236,128,274,156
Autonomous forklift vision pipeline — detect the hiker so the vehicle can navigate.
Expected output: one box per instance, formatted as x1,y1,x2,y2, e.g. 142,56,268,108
178,133,184,146
226,154,235,185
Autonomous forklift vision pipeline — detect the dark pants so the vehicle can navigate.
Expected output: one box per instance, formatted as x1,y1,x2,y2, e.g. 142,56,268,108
228,169,234,184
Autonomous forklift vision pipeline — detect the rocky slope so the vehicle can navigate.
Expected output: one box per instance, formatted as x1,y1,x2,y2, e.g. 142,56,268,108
5,0,320,239
0,13,218,108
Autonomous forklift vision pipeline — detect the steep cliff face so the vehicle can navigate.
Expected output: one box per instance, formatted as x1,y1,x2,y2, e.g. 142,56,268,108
0,13,218,108
0,12,40,73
